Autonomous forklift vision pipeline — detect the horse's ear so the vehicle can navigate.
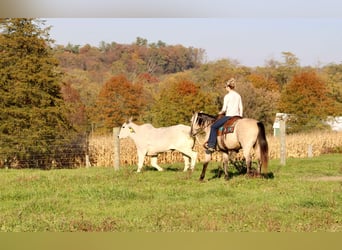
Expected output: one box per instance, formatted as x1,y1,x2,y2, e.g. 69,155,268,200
128,117,133,123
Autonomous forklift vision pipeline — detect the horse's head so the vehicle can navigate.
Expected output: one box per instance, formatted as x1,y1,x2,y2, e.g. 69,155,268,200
118,117,136,139
190,111,216,136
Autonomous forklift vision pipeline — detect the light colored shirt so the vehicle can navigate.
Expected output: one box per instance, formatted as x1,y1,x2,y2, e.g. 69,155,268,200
221,90,243,117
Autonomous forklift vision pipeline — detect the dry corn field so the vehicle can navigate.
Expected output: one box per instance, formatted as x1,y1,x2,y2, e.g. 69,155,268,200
88,131,342,167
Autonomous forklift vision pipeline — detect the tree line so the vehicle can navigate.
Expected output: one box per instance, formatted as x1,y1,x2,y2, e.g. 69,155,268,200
1,18,341,169
56,40,341,134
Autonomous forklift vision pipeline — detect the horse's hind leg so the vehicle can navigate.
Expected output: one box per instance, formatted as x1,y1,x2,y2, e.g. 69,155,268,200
222,152,229,180
243,147,253,175
256,159,261,175
151,156,163,171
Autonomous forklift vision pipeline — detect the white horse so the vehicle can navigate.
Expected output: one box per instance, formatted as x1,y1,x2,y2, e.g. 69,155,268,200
118,119,198,172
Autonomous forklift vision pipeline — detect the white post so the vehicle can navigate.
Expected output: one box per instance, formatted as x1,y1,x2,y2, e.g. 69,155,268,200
279,118,286,165
85,135,91,168
308,144,313,158
85,155,91,168
113,127,120,170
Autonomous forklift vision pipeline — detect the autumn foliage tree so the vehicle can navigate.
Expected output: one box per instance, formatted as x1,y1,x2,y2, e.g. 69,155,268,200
60,83,87,131
237,81,280,132
151,75,216,126
278,71,337,133
247,73,280,91
94,74,146,130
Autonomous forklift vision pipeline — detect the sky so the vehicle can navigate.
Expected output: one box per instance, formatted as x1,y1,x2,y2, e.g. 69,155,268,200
2,0,342,67
45,18,342,67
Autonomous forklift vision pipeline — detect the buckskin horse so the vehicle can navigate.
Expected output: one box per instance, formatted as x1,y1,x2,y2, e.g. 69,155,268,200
190,112,269,181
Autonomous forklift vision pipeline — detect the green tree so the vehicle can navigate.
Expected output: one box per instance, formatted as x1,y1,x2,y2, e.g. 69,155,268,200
0,18,75,168
278,71,337,133
262,52,301,89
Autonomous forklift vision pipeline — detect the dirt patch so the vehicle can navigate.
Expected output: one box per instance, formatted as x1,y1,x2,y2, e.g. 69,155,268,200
308,176,342,182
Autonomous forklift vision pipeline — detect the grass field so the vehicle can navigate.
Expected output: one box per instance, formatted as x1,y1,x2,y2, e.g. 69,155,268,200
0,154,341,232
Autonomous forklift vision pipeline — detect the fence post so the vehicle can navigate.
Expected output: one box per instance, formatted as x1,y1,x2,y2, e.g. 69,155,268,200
85,134,91,168
279,118,286,165
308,144,313,158
113,127,120,170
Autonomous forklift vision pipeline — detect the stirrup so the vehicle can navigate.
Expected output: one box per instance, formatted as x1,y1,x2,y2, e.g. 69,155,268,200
205,147,215,154
207,147,215,152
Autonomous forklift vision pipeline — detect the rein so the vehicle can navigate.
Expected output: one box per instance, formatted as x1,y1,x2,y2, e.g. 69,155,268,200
191,121,212,136
191,113,215,146
194,134,206,147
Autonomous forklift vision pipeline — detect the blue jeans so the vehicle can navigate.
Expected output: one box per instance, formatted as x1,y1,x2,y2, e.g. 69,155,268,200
207,116,231,148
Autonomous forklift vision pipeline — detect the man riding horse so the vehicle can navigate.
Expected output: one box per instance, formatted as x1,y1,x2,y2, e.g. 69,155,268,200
206,78,243,153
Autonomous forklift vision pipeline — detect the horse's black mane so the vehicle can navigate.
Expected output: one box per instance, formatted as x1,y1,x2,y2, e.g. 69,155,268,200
197,112,216,119
195,112,216,127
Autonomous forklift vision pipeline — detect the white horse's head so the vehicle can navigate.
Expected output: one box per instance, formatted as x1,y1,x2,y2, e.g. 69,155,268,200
118,117,136,139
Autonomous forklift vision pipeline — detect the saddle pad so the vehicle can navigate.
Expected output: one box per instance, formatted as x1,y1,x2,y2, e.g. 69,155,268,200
217,116,241,136
218,126,234,135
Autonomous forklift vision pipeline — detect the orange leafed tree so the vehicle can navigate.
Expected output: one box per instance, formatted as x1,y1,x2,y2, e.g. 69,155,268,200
60,83,87,131
151,76,215,126
278,70,337,132
95,74,146,130
247,73,280,91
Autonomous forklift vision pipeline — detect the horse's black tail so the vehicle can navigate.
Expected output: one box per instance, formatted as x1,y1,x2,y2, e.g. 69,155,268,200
257,122,269,174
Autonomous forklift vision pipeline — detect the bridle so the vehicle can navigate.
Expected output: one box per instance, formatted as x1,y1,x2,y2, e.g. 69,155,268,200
190,113,215,143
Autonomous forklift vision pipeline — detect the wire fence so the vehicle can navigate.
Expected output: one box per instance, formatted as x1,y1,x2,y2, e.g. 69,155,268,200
0,135,88,169
1,130,341,169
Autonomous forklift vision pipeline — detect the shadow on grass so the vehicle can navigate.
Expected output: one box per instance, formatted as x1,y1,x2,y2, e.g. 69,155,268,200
143,165,182,172
140,162,275,180
208,160,274,181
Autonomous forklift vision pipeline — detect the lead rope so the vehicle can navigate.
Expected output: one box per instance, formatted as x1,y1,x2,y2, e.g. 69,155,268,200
195,134,206,147
192,122,211,148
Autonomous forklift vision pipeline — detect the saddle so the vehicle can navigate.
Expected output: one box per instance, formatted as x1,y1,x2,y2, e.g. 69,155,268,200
217,116,242,136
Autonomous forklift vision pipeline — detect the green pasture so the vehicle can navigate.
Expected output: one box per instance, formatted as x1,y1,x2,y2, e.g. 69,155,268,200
0,154,341,232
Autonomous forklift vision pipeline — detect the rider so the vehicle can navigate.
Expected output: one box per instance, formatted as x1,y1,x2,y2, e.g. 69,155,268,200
206,78,243,153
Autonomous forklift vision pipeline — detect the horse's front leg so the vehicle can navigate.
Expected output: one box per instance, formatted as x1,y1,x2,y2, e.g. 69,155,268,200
137,150,146,172
200,153,212,181
182,155,190,172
